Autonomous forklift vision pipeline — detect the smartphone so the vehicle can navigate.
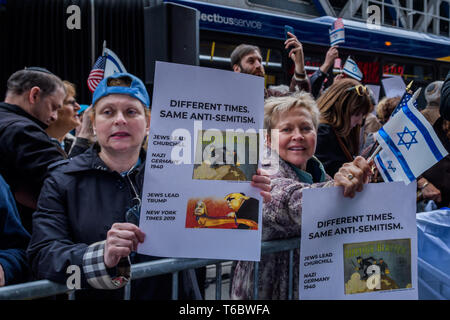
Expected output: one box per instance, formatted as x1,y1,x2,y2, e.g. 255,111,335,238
284,25,295,39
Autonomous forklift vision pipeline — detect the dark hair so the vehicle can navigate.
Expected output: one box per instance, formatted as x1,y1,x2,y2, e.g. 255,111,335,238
230,44,261,68
6,68,65,98
107,75,132,87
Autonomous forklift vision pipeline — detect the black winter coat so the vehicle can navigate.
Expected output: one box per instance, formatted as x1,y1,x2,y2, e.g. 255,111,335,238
315,123,351,176
27,145,174,300
0,102,66,232
421,117,450,207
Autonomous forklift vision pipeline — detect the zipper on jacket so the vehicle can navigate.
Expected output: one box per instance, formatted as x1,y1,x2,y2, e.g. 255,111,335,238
125,169,142,225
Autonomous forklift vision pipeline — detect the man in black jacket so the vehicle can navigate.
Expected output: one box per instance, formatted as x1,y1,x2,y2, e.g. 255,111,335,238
0,67,66,232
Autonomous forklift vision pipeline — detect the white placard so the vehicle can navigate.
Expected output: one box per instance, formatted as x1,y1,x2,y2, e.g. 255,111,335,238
366,84,380,106
300,182,418,300
382,75,406,98
137,61,265,261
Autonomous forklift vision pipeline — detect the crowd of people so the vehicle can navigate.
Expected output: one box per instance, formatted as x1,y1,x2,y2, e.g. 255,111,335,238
0,32,449,300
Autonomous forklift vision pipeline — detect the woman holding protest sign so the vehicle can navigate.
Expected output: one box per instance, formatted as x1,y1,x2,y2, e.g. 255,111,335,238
27,72,169,299
230,91,371,300
27,71,272,299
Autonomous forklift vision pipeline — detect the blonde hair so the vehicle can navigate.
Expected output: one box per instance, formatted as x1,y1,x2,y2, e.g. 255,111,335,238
264,91,319,135
376,96,401,124
63,80,76,99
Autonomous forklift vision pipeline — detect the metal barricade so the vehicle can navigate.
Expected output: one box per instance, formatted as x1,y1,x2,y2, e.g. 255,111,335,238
0,237,300,300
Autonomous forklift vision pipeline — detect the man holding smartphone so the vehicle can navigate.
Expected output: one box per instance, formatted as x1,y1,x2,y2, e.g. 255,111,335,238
230,27,310,98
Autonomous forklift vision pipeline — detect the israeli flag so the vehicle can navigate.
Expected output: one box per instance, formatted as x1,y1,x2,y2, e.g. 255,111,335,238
375,103,448,184
391,91,419,117
104,48,127,78
329,18,345,46
343,57,363,81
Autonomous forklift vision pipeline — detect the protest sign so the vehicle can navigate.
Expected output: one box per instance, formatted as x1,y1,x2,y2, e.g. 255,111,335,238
382,75,406,98
366,84,380,105
137,61,265,261
299,182,418,299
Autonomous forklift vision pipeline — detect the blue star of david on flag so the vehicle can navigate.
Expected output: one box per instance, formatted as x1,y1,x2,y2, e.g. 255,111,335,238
387,161,396,172
374,94,448,184
397,126,418,150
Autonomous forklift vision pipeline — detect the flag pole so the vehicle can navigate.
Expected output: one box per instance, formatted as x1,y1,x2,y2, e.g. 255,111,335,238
405,80,413,93
102,40,107,56
367,145,381,163
391,80,414,116
90,0,95,67
411,87,422,102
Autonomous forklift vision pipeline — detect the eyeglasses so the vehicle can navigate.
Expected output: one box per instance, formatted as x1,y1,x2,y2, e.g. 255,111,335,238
125,197,141,226
346,85,368,96
64,98,78,108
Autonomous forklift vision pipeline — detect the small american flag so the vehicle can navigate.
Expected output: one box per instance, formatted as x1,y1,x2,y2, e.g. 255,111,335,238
87,55,106,92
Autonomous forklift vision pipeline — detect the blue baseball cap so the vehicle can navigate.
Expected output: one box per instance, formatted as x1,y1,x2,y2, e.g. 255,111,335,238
92,72,150,108
78,104,90,115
